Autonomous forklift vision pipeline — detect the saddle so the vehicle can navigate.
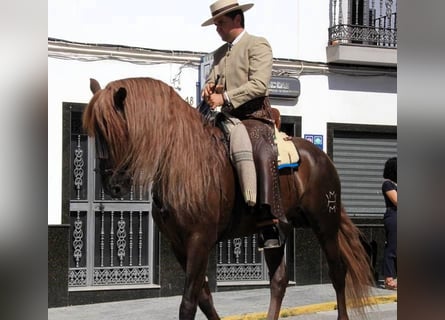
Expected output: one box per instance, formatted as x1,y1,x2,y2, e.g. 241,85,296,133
269,107,300,170
214,113,300,171
199,102,298,249
215,113,300,209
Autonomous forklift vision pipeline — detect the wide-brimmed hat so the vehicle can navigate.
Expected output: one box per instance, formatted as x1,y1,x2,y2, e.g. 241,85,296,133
201,0,254,27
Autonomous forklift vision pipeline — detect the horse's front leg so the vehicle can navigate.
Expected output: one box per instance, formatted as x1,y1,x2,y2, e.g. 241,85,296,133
197,276,220,320
179,233,219,320
264,244,288,320
171,243,220,320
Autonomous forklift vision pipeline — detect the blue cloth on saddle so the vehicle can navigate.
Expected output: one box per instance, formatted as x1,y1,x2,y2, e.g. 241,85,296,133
278,162,300,170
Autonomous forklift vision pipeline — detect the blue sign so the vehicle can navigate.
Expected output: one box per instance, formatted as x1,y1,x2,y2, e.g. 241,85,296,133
304,134,323,150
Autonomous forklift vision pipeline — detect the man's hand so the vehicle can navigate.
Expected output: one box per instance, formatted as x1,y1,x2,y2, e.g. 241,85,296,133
207,93,224,109
202,83,224,109
202,82,215,99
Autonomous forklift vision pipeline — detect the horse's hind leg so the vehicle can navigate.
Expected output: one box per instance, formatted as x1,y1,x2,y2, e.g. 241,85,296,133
321,234,349,320
264,244,288,320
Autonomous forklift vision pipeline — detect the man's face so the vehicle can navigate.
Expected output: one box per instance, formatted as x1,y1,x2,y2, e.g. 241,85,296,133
214,15,237,42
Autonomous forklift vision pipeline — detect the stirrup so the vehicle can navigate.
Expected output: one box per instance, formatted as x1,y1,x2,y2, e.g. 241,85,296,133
257,224,282,251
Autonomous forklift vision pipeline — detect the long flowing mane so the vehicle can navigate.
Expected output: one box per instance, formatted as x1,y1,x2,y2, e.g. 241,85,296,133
83,77,226,218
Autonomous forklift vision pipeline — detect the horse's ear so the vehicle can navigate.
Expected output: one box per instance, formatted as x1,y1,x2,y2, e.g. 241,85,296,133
90,78,101,93
113,87,127,112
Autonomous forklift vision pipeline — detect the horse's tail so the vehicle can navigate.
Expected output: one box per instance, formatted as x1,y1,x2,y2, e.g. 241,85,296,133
338,206,375,315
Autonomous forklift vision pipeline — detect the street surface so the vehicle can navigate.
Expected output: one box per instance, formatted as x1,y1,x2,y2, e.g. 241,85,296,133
48,284,397,320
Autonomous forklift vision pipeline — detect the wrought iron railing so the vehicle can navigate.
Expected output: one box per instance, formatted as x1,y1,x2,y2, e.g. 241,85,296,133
328,23,397,47
329,10,397,48
216,235,267,282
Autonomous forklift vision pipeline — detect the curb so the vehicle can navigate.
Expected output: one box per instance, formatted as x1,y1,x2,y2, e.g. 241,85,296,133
221,294,397,320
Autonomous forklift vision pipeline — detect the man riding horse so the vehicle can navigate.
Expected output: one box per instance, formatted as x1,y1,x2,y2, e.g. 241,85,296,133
201,0,284,250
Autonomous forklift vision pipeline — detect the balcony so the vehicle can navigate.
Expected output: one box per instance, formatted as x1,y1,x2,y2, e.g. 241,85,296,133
327,1,397,67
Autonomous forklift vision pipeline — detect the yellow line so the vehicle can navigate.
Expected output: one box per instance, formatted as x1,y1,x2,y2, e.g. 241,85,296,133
221,294,397,320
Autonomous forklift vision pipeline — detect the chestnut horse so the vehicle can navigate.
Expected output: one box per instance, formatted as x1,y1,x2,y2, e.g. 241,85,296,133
83,77,373,320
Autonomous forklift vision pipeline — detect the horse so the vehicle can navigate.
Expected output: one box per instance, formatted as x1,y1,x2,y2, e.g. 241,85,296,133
83,77,374,320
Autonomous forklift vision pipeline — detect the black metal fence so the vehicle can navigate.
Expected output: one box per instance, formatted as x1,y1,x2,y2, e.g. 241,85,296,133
328,20,397,47
329,0,397,47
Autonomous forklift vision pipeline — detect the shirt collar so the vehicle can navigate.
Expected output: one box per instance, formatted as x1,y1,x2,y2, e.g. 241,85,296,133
230,30,246,47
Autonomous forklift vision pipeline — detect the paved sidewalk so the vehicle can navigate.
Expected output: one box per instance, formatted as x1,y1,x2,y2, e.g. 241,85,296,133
48,284,397,320
274,301,397,320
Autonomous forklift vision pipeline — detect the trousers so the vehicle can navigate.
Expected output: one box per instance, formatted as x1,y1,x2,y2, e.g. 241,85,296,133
383,208,397,278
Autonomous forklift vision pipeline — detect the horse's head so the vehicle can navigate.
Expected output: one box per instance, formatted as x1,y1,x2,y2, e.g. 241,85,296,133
84,76,227,215
95,129,133,198
86,78,133,198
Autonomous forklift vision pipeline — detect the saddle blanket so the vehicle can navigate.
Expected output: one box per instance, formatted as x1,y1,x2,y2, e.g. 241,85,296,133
275,127,300,170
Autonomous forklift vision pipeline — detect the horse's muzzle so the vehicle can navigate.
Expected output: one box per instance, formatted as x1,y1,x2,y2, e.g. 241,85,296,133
100,166,133,198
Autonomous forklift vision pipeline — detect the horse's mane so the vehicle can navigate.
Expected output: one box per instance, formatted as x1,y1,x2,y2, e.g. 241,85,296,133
83,77,227,220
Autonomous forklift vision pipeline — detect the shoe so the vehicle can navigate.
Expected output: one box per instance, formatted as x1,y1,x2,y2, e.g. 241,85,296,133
258,224,282,251
384,278,397,290
263,238,281,249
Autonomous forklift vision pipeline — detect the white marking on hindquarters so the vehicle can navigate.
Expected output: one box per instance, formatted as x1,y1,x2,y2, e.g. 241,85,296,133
326,191,337,213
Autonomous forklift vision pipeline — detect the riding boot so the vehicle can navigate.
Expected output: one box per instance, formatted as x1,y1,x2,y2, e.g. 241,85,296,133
257,205,282,250
233,97,288,249
247,122,287,250
252,123,287,217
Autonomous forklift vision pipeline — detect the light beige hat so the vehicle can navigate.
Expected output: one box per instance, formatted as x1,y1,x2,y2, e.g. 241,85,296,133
201,0,254,27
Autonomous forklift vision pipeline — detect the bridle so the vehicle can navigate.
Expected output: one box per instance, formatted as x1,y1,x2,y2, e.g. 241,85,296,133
94,131,132,186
